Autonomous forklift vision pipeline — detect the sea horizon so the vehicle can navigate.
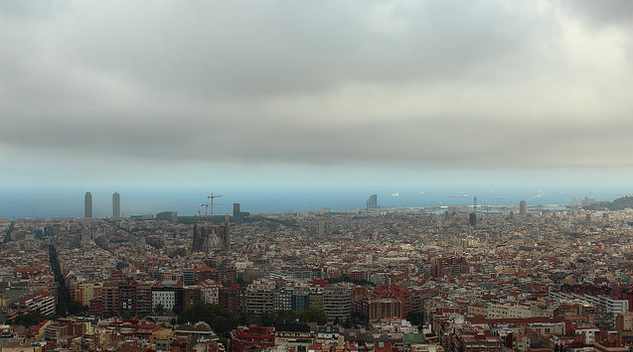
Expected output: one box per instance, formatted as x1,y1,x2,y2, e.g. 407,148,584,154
0,186,626,220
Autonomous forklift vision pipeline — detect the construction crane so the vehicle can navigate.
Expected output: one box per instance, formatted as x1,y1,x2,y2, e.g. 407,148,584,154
207,193,223,227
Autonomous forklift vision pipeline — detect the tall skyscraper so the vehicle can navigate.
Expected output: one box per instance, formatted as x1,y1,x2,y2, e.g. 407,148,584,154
317,220,326,236
192,215,202,252
233,203,241,218
366,194,378,211
85,192,92,218
112,192,121,219
222,213,231,251
469,196,477,226
519,200,527,216
469,212,477,226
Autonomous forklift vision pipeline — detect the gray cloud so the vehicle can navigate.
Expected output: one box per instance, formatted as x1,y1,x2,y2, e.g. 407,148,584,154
2,0,633,172
5,108,633,168
2,1,543,100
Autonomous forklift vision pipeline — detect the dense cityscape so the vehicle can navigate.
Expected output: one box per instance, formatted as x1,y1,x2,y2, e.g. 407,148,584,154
2,192,633,352
4,1,633,352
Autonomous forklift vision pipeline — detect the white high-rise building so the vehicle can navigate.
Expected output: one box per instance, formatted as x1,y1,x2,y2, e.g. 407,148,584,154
112,192,121,219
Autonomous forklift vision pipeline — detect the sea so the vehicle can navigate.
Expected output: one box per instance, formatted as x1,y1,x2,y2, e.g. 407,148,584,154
0,186,625,219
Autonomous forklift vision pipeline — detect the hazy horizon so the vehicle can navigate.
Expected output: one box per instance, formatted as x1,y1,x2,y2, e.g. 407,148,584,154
1,183,628,219
2,1,633,211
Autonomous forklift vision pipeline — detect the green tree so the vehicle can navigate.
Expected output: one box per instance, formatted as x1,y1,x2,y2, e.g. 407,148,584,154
263,310,297,327
178,303,238,336
237,313,259,326
347,311,368,328
10,311,46,327
297,308,327,324
406,311,425,327
68,301,89,315
153,303,168,315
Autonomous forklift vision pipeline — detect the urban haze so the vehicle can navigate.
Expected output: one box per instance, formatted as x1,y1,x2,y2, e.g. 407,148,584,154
2,2,633,352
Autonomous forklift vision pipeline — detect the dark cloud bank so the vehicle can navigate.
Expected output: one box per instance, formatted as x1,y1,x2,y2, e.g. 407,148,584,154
2,0,633,171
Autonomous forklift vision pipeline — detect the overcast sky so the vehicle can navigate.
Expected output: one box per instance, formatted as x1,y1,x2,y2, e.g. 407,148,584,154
2,0,633,191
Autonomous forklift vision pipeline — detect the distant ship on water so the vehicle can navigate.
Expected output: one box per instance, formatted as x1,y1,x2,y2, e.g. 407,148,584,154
451,192,468,198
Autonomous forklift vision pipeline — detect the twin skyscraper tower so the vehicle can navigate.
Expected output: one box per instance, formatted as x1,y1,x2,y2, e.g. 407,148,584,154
84,191,120,219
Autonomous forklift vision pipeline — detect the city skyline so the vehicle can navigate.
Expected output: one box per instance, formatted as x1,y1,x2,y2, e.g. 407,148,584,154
4,181,633,350
2,1,633,193
0,186,621,220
